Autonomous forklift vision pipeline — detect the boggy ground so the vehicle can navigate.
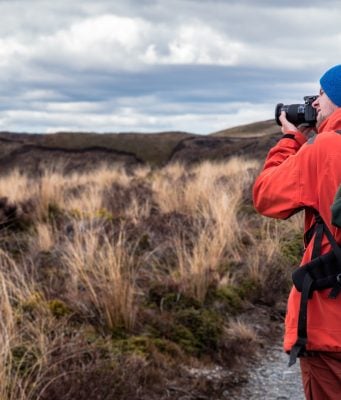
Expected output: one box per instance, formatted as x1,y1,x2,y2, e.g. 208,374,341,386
0,159,303,400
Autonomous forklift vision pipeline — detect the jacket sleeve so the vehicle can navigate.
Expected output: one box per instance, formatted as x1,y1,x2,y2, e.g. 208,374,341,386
253,131,312,219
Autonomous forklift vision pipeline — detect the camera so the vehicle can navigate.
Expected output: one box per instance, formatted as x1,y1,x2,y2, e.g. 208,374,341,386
275,95,318,127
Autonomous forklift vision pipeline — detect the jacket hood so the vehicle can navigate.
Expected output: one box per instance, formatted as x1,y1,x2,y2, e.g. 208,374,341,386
318,108,341,133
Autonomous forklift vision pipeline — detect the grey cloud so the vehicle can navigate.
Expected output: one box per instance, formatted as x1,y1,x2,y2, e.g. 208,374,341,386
0,0,338,133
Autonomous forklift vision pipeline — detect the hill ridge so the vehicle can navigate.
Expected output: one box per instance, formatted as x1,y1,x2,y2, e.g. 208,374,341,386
0,120,281,174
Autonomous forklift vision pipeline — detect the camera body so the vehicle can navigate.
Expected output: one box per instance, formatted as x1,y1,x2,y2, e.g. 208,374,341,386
275,95,318,127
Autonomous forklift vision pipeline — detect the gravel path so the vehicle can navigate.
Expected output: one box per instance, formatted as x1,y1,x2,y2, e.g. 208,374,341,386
224,344,305,400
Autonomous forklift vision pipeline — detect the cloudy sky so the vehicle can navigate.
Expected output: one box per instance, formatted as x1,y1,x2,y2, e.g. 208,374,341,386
1,0,341,134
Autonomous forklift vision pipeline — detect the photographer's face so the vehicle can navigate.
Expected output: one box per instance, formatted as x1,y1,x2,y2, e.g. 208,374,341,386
312,88,338,128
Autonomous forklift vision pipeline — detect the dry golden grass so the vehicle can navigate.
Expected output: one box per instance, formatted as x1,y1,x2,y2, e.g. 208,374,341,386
166,158,259,301
225,318,260,343
83,164,132,188
131,164,152,180
31,222,55,254
0,249,51,400
0,169,31,203
246,215,304,284
64,183,103,217
246,220,282,282
126,196,152,222
36,171,66,217
0,157,303,399
62,225,138,331
152,158,258,216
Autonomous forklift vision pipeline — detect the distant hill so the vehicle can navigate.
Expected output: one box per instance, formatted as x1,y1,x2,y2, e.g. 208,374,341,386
0,120,281,174
212,119,279,137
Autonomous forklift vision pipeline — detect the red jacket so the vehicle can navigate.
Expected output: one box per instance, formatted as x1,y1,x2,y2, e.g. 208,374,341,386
253,108,341,352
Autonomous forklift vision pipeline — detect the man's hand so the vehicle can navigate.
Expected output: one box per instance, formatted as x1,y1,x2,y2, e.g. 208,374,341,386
279,111,315,138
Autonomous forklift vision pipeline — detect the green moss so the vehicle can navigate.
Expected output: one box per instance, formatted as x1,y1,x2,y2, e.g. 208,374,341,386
47,299,72,318
20,295,73,320
213,285,244,313
112,336,150,356
67,207,114,221
69,208,82,219
111,336,180,358
237,277,262,301
173,308,223,354
94,208,114,221
280,233,304,266
151,338,182,358
110,325,204,359
168,324,199,354
148,286,201,311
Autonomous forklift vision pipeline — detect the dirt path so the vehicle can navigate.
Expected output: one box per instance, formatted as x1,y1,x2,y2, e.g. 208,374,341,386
223,344,305,400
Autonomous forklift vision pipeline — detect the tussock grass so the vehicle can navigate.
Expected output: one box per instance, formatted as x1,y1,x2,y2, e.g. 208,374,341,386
152,158,257,215
36,171,66,217
0,157,302,399
160,158,259,301
226,318,260,343
0,250,51,400
31,222,55,253
247,215,304,285
62,227,138,331
0,169,31,203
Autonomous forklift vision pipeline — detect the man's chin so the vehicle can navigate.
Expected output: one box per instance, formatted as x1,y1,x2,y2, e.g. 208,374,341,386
315,114,325,129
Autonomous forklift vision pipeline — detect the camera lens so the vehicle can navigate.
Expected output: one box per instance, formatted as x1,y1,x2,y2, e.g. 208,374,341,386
286,104,306,126
275,103,284,125
275,103,306,126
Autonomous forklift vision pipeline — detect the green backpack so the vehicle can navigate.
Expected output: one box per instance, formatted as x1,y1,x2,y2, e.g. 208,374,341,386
331,185,341,228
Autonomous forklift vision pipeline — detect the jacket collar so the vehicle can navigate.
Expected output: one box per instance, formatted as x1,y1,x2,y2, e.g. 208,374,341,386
318,108,341,133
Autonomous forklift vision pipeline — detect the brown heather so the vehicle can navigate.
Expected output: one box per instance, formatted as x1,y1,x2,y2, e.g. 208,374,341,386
0,158,303,399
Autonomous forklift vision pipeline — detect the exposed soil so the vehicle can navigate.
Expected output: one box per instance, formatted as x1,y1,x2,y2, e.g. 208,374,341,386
0,122,280,173
168,133,281,164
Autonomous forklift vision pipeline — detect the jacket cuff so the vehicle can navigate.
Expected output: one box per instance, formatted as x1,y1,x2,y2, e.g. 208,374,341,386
281,130,307,146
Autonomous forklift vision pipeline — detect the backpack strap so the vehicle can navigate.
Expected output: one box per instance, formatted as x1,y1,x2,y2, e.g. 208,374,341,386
289,209,341,366
288,271,314,366
313,210,341,276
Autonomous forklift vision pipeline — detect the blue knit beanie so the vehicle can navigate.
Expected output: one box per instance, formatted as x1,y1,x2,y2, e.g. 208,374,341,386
320,64,341,107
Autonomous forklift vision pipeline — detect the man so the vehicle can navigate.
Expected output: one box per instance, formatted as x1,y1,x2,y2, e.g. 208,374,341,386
253,64,341,399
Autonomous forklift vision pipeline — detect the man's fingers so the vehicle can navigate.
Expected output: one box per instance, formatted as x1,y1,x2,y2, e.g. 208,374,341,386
279,111,299,134
279,111,286,123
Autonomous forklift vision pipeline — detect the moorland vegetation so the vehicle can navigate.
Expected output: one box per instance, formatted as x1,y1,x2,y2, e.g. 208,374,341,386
0,155,303,399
